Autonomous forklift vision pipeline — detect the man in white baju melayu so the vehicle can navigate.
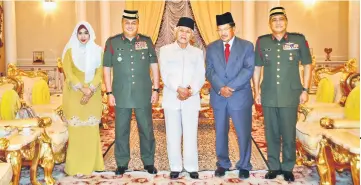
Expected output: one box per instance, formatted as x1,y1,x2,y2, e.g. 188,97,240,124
159,17,205,179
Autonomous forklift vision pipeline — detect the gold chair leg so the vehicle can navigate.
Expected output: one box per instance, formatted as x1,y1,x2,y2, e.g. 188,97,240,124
6,151,22,185
39,133,56,185
30,140,41,185
351,155,360,185
316,138,336,185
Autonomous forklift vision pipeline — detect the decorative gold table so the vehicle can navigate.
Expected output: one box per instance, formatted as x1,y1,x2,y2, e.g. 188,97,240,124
0,127,43,185
317,129,360,185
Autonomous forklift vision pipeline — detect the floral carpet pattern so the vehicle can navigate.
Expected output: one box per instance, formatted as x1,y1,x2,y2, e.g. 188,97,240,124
56,165,353,185
19,112,353,184
103,119,267,171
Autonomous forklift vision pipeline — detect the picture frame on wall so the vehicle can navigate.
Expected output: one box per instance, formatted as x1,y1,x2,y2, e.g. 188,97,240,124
33,51,44,64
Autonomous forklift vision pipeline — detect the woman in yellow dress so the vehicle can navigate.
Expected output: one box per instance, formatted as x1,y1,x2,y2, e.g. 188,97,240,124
62,21,104,175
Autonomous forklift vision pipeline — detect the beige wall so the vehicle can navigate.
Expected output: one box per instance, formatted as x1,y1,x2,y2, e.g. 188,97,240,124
14,1,352,65
231,1,349,61
86,1,101,46
16,1,75,65
281,1,349,61
110,1,125,37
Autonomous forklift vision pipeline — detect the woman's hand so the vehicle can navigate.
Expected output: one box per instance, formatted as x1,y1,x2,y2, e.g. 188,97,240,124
81,87,92,96
80,92,94,105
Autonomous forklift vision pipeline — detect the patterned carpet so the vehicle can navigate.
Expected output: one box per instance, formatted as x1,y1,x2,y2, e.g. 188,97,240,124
54,166,330,185
250,115,353,185
18,111,354,184
103,119,267,171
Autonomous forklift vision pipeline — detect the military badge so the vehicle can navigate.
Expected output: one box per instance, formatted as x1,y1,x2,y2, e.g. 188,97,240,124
135,41,148,50
117,56,122,62
264,54,270,64
283,42,299,50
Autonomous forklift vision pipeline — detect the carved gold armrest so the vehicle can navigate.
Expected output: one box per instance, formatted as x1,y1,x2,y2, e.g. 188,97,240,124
0,117,52,128
0,138,9,150
298,104,313,122
320,117,360,129
320,117,335,129
38,117,52,128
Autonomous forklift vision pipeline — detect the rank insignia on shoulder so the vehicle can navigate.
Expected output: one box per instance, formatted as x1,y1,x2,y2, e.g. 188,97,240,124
283,42,299,50
135,41,148,50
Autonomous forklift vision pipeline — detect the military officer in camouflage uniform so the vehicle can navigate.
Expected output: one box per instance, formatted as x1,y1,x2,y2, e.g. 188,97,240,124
103,10,160,175
253,7,312,182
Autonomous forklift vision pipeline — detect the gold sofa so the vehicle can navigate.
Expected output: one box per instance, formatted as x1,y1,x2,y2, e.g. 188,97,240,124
7,64,68,166
296,60,360,185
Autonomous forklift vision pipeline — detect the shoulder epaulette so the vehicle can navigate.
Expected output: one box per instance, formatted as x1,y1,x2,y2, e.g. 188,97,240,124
105,34,121,54
258,34,271,39
138,34,150,39
288,32,305,37
107,34,122,41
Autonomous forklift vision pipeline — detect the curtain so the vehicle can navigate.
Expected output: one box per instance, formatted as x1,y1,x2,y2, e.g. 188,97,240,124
126,1,165,44
155,0,206,55
190,1,231,45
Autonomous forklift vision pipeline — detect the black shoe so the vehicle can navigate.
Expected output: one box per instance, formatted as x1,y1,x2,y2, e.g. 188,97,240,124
283,171,295,182
189,172,199,179
144,165,158,174
170,171,180,179
238,170,249,179
115,166,127,175
215,167,228,177
265,170,281,179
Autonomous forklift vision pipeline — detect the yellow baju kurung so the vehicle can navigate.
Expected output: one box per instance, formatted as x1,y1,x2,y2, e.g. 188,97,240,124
62,48,104,175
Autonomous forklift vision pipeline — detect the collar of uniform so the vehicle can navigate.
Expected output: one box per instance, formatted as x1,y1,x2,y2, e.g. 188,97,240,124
173,41,191,50
271,32,288,42
121,33,140,43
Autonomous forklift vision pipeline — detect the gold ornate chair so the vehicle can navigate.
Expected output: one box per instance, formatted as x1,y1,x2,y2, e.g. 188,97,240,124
0,76,24,121
7,64,68,165
296,67,360,185
307,59,357,106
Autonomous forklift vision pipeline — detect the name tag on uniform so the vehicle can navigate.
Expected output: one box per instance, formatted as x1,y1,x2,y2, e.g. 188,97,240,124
135,41,148,50
283,42,299,50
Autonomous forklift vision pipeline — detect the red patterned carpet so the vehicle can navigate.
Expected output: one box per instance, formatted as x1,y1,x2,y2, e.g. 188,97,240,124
19,110,353,184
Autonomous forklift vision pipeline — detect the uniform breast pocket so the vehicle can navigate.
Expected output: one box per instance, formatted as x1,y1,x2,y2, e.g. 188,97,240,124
262,51,271,66
115,49,125,63
138,50,149,61
288,50,300,65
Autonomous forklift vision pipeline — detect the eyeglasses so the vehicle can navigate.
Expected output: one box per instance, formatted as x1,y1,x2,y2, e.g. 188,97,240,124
216,26,232,32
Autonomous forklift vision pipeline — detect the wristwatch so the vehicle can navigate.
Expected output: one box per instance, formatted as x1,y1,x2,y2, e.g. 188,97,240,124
153,88,160,93
302,88,309,93
106,92,112,95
